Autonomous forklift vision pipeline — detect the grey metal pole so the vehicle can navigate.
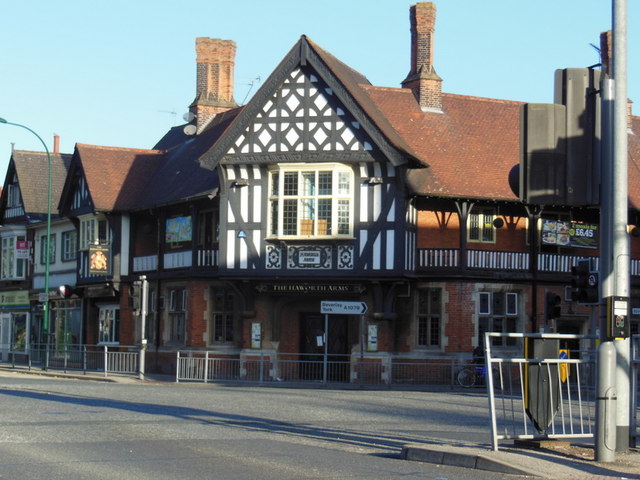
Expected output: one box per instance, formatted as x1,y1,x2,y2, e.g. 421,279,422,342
596,341,617,462
323,314,328,383
139,275,148,381
612,0,630,452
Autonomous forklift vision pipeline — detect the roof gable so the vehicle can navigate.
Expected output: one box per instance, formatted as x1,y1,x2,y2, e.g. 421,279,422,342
226,65,376,159
60,144,165,213
199,36,418,169
0,150,71,222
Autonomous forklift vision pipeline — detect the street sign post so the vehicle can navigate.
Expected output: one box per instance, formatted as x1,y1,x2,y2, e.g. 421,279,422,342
320,301,367,315
320,300,368,384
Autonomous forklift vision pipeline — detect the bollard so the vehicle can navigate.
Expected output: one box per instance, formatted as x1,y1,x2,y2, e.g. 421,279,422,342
596,341,617,462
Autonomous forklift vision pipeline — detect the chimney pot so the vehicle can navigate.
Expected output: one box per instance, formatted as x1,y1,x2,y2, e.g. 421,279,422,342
53,134,60,154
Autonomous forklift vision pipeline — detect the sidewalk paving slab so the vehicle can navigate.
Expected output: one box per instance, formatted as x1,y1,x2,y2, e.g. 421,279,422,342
402,441,640,479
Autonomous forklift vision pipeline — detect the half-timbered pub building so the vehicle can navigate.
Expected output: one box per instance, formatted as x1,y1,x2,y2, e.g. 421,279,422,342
1,2,639,378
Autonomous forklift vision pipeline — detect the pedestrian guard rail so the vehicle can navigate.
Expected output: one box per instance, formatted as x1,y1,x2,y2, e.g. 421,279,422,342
175,350,513,386
632,334,640,446
5,344,140,378
485,332,640,451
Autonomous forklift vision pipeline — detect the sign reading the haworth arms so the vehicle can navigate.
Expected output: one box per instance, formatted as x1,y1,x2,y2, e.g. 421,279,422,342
256,283,365,294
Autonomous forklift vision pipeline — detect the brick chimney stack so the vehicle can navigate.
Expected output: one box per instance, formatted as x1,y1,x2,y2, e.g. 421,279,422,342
189,38,238,132
402,2,442,112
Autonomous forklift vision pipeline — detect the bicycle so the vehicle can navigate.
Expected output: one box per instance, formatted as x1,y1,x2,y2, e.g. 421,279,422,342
456,364,500,388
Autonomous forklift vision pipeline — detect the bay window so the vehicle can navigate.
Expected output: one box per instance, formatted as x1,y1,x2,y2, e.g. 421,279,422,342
269,164,353,238
1,234,27,280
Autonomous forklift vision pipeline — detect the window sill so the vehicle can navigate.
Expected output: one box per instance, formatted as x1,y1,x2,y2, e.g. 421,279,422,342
266,235,355,242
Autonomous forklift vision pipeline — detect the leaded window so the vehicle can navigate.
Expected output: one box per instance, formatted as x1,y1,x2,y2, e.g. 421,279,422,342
98,305,120,344
168,288,186,344
478,291,519,347
269,165,353,238
210,288,235,344
1,235,27,280
417,288,441,347
468,207,496,243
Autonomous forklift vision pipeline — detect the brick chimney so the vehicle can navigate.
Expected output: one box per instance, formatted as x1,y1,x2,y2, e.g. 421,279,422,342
401,2,443,112
189,38,238,132
53,134,60,154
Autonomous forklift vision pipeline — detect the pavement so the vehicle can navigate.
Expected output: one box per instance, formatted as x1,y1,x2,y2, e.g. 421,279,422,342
2,364,639,479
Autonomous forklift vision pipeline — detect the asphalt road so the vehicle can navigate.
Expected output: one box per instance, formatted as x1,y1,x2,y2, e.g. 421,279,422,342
0,374,518,479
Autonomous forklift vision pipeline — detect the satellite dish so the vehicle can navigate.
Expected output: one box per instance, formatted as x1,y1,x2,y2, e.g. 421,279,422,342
183,124,197,136
183,112,195,122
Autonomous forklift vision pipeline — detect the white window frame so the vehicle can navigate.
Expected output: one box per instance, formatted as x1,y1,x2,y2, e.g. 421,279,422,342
79,214,111,250
7,184,21,208
62,230,78,262
478,291,520,348
98,304,120,345
40,233,56,265
1,234,27,280
468,207,496,243
268,163,354,239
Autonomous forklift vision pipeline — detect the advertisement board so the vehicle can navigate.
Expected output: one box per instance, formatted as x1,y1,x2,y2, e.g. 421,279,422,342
541,220,598,249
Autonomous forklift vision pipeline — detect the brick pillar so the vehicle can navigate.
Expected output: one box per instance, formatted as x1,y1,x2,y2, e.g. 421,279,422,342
189,38,238,132
401,2,443,112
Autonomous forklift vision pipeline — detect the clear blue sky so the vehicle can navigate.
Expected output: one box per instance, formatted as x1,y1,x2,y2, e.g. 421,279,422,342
1,0,637,177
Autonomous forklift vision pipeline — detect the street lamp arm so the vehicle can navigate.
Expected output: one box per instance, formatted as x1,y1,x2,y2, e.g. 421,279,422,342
0,118,50,155
0,116,53,340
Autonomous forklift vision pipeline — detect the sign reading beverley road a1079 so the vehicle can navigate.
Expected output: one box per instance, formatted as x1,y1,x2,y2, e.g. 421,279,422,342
321,300,368,315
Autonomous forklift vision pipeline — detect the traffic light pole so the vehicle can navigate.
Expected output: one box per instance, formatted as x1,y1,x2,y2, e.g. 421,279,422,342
599,0,630,454
139,275,148,381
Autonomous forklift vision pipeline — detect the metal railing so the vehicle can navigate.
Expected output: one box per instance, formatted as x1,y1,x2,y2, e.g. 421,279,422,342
485,332,597,451
7,344,140,378
176,351,478,386
632,334,640,446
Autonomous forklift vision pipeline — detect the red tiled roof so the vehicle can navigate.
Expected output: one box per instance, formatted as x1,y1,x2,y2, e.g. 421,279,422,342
363,85,640,207
75,144,165,211
362,86,523,200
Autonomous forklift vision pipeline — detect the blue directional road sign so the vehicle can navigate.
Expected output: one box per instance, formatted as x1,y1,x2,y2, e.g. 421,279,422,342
321,300,368,315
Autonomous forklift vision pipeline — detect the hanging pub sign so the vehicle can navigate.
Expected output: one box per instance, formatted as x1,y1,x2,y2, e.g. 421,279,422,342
541,220,598,249
88,245,110,275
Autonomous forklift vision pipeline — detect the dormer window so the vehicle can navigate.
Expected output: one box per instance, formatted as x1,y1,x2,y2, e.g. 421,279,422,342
268,164,353,238
468,207,496,243
79,215,111,250
7,184,21,208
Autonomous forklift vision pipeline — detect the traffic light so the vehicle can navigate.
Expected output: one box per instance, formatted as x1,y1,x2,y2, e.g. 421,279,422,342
545,292,561,322
129,281,142,314
570,259,598,304
58,285,78,298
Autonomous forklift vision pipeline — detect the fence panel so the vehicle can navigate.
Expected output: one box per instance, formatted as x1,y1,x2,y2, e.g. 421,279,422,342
6,344,139,378
632,335,639,446
485,332,597,451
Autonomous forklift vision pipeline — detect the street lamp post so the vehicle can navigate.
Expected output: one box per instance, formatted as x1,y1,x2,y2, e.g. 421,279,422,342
0,117,53,347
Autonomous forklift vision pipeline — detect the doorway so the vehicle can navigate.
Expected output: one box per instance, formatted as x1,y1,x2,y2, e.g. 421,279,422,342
300,313,349,381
